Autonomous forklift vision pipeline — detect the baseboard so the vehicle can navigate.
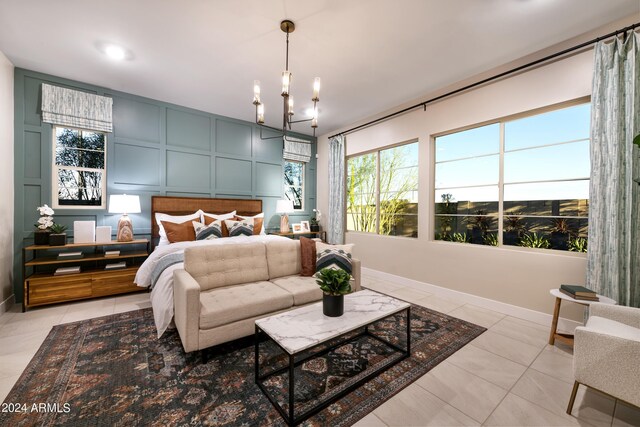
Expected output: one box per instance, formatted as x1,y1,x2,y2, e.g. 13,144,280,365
0,294,15,316
362,267,582,333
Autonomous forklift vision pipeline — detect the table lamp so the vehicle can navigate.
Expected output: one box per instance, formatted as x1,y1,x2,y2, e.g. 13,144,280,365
275,199,294,233
108,194,141,242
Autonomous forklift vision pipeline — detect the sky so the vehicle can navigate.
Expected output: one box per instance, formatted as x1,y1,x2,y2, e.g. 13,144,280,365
435,103,590,203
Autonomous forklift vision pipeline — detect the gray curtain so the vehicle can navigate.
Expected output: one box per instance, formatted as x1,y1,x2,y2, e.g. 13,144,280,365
41,83,113,132
328,134,346,244
587,32,640,307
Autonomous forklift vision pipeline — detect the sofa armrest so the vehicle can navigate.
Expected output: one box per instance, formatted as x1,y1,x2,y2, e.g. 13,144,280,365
174,269,201,352
590,303,640,328
351,258,362,292
574,326,640,407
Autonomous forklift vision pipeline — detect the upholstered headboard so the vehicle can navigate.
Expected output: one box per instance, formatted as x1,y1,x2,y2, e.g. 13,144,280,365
150,196,263,247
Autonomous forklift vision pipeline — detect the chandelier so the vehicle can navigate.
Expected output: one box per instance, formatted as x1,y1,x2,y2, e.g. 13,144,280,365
252,20,320,139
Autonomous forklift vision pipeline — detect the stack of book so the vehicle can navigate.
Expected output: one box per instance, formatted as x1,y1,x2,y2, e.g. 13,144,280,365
54,266,81,276
105,261,127,271
560,284,599,301
57,251,83,260
105,250,120,257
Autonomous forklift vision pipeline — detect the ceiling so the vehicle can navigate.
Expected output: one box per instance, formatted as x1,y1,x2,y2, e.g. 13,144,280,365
0,1,638,136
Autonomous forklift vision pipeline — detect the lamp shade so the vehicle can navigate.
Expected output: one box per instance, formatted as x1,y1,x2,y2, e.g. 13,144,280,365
275,199,294,214
108,194,141,214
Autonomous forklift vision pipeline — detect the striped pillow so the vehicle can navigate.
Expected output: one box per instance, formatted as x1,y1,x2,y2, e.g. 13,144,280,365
315,242,354,275
224,218,254,237
193,221,222,240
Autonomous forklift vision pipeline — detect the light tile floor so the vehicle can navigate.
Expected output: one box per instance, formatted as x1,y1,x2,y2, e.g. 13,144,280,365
0,279,638,426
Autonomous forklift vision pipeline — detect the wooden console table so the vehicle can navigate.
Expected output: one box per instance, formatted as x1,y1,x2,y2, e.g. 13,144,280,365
22,239,150,311
269,230,327,242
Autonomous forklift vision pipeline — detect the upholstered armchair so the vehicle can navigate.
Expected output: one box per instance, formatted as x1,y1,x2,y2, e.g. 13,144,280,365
567,303,640,414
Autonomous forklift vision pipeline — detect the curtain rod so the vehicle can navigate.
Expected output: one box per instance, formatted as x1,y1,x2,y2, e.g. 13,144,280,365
328,22,639,140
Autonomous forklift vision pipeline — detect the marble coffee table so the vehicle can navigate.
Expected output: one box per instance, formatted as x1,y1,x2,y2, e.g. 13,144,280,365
254,289,411,426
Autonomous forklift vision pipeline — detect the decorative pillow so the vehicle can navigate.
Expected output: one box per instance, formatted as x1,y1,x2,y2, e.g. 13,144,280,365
315,242,354,275
202,211,236,223
192,221,222,240
155,210,202,244
204,213,237,237
300,237,317,277
224,218,254,237
236,212,265,235
161,219,196,243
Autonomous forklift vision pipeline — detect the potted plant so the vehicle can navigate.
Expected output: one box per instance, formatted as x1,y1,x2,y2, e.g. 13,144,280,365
34,204,54,245
503,214,526,246
48,223,68,246
310,209,322,232
549,218,570,250
316,268,352,317
519,232,551,249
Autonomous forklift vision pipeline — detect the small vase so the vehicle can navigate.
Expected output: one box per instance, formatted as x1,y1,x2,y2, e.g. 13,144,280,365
49,233,67,246
34,231,50,246
323,294,344,317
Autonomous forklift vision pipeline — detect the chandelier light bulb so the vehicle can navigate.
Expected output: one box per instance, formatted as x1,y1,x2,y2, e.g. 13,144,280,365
311,105,318,128
312,77,321,101
281,71,291,96
288,98,294,116
253,80,261,104
257,103,265,124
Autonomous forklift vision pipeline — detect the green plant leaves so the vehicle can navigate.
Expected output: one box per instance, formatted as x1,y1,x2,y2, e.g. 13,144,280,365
315,268,352,296
633,133,640,148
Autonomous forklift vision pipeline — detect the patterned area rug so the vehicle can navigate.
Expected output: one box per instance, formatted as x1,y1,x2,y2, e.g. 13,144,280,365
1,304,485,427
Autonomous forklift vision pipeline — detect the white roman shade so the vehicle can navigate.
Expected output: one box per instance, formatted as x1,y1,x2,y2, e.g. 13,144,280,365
41,83,113,132
283,136,312,163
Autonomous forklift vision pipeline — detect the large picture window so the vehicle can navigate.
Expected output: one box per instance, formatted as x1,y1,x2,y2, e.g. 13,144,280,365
347,141,419,237
53,127,106,208
434,102,590,252
284,160,304,210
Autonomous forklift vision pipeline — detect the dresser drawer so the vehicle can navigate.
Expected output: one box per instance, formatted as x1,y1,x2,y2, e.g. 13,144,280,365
28,277,93,306
92,269,139,297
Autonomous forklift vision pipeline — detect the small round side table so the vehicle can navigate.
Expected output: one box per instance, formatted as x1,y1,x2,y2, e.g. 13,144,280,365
548,289,616,346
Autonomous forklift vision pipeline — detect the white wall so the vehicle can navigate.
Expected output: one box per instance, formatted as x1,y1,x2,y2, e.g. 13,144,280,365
317,51,595,320
0,50,14,309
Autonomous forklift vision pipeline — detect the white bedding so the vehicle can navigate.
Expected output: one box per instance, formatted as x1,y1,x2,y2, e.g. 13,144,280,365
134,235,289,337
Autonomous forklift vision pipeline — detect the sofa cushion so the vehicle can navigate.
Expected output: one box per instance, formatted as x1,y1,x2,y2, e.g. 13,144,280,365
184,242,269,291
315,242,354,275
300,237,316,277
270,275,323,306
266,239,301,279
199,281,293,329
586,316,640,341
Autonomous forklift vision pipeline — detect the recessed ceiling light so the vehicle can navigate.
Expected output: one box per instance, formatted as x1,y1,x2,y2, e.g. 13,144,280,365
105,45,126,60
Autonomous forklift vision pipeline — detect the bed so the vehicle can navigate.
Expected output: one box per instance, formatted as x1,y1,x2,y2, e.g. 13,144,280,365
135,196,289,337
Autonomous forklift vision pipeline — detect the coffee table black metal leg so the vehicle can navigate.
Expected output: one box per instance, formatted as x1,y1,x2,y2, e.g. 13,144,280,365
406,306,411,355
255,325,260,383
289,353,295,424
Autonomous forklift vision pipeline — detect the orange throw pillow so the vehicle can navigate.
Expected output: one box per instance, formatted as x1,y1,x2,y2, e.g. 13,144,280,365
300,237,317,277
161,219,196,243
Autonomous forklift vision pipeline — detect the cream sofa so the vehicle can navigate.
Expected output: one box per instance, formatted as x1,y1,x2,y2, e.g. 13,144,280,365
173,239,361,352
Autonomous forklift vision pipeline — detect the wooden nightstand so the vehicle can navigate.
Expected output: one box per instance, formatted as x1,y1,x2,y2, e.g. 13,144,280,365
22,239,150,312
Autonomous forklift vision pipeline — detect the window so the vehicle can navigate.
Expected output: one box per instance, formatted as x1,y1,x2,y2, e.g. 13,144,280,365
434,102,590,252
284,160,304,210
53,127,106,208
347,141,419,237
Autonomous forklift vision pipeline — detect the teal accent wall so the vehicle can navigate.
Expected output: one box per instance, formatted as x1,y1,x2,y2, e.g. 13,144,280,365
13,68,317,302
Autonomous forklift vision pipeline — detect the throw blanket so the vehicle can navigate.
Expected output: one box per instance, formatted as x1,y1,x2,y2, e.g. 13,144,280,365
150,253,184,290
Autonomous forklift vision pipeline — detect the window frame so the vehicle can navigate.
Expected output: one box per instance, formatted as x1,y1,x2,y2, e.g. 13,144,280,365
346,138,419,238
51,125,108,210
284,159,305,211
431,97,590,253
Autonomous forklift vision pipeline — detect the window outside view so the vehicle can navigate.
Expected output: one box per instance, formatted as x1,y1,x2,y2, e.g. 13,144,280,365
434,103,590,252
284,160,304,210
347,142,419,237
54,127,106,207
